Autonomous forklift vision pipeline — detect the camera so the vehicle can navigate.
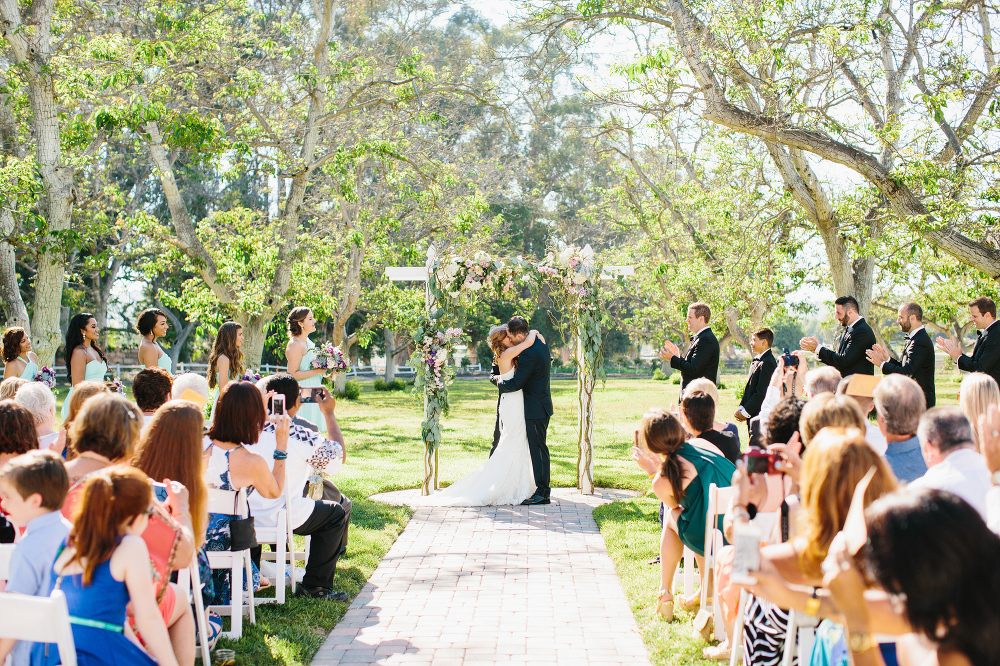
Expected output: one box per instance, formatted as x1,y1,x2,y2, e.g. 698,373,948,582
782,347,798,368
743,448,781,475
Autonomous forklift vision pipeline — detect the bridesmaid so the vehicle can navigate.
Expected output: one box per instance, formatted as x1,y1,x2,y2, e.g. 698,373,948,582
284,307,329,432
2,327,39,380
207,322,244,422
62,313,108,420
136,308,172,372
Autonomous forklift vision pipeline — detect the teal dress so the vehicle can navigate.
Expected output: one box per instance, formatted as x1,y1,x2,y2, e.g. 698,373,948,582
156,349,172,373
16,356,38,380
675,442,737,557
295,340,325,432
61,359,108,420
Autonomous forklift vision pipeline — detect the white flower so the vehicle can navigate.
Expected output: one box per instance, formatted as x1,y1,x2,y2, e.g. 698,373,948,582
468,280,482,291
572,272,588,285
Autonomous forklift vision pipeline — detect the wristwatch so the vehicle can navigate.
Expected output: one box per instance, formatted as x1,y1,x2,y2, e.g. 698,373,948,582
847,631,875,654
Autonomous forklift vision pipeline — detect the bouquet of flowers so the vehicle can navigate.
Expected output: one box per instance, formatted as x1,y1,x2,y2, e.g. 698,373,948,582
312,343,350,374
242,370,262,383
33,366,56,388
110,376,125,393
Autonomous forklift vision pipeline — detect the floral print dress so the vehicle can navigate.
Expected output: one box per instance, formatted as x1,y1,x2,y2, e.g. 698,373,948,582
204,442,260,605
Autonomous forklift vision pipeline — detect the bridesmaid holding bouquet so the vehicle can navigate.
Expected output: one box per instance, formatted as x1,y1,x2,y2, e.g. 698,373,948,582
62,314,109,420
284,307,328,431
207,322,245,423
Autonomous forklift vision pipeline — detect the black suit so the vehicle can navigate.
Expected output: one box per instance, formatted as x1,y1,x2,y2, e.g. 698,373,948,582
958,320,1000,389
817,317,876,376
739,349,777,420
497,338,553,497
881,328,936,408
670,327,720,393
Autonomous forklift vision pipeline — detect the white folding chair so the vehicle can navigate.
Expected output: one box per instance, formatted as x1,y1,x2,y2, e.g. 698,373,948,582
781,609,819,666
674,546,696,597
205,487,256,639
726,511,779,664
701,483,736,641
176,564,212,666
254,505,288,604
0,589,77,666
0,543,15,581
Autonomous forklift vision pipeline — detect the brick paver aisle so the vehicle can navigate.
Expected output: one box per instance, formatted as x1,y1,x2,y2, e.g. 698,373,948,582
310,487,650,666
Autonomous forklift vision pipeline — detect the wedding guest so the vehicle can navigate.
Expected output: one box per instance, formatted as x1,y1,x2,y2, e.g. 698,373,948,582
937,296,1000,388
207,322,245,422
873,374,928,482
284,307,329,432
680,390,740,463
757,350,842,436
866,301,936,407
2,326,38,380
911,406,991,518
203,381,289,603
979,404,1000,534
14,382,62,452
64,393,143,485
958,372,1000,452
0,400,40,543
859,488,1000,666
62,313,108,420
61,381,110,449
800,296,876,376
132,367,174,429
836,375,887,455
734,328,777,432
136,307,172,372
251,374,350,600
171,372,210,403
0,450,71,665
684,378,740,440
36,467,181,666
799,393,866,447
659,302,720,395
0,376,27,400
631,407,736,619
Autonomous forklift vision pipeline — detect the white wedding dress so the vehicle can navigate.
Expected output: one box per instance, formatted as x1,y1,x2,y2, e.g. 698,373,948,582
420,367,536,506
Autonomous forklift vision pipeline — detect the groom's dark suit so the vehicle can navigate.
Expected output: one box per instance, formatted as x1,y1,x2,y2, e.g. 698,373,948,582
496,337,553,498
881,327,936,408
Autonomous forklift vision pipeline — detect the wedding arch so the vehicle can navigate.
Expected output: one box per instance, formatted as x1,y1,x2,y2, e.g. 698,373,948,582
403,245,629,496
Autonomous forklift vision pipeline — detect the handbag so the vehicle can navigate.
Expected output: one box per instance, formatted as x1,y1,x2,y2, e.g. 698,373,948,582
228,490,257,551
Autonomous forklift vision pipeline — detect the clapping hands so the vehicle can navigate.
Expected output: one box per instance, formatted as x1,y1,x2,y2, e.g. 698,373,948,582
799,336,820,353
935,336,962,361
865,344,890,366
658,340,680,361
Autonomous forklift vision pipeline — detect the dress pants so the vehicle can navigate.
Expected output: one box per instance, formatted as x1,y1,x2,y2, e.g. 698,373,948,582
526,417,550,497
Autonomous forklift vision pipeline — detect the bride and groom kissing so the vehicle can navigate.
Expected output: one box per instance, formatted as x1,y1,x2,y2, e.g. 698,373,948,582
421,316,553,507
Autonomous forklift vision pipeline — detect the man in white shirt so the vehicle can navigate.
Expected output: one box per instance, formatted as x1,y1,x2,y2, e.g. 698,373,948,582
911,406,991,519
250,374,350,601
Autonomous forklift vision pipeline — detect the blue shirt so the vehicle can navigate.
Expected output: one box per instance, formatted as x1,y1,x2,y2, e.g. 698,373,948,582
884,435,928,483
7,510,72,666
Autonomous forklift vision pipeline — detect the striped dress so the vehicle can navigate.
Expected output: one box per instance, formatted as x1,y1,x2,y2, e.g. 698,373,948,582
742,594,793,666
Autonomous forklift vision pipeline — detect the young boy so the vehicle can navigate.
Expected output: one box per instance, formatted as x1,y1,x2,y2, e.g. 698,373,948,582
0,449,71,665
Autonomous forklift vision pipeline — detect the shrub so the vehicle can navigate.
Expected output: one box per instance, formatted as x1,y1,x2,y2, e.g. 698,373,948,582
670,373,682,385
653,368,668,381
373,378,407,392
337,380,362,400
374,378,388,391
717,381,727,390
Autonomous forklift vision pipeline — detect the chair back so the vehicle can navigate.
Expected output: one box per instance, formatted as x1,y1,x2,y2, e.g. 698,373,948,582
0,589,77,666
0,543,14,581
702,483,736,641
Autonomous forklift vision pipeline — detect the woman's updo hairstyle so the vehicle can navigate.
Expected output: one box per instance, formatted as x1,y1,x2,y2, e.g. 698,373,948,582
136,308,166,336
287,307,311,337
2,327,26,363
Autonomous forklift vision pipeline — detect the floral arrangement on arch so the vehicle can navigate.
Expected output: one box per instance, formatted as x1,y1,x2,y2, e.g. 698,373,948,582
409,323,464,453
432,250,520,307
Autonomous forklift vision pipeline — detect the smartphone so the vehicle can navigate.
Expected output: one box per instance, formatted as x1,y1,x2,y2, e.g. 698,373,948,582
271,394,285,416
151,481,168,503
299,387,322,404
730,523,762,585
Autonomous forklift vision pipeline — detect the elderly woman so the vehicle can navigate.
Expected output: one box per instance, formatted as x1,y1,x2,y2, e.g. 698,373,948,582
14,382,61,452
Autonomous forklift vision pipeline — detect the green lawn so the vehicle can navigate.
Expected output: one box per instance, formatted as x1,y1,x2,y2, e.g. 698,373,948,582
51,370,963,665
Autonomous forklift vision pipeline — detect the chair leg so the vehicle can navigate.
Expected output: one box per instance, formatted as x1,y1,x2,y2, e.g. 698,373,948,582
729,589,748,666
231,556,243,639
275,526,286,605
245,550,256,625
191,568,212,666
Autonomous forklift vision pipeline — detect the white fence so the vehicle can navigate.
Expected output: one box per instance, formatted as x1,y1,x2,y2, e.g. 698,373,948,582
46,362,419,383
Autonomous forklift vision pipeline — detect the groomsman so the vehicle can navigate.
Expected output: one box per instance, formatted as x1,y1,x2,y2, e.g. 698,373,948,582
937,297,1000,389
800,296,876,376
659,302,720,394
867,302,936,408
734,328,777,428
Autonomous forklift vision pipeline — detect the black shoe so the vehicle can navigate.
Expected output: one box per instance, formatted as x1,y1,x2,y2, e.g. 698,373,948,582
520,494,551,505
295,586,348,602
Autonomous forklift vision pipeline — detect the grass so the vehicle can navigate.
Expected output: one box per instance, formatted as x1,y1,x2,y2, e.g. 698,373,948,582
50,370,963,665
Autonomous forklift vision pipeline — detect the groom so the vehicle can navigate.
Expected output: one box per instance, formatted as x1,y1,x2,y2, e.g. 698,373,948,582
495,316,553,505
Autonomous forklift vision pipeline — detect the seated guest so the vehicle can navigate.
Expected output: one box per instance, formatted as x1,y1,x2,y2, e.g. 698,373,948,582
684,378,740,440
873,374,927,482
631,407,736,619
799,393,866,447
203,381,289,602
15,382,62,452
251,374,350,601
680,390,740,463
959,372,1000,452
38,467,181,666
171,372,211,403
836,375,887,455
0,400,41,542
0,450,71,664
61,380,110,445
910,406,991,518
64,393,143,485
758,350,842,435
132,367,174,430
0,376,27,400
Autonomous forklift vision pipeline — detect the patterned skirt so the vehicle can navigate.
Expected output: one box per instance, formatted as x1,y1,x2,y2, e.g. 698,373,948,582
742,594,793,666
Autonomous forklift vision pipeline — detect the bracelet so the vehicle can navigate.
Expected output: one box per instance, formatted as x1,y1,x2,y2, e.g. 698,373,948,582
805,587,820,616
732,506,751,522
272,450,288,461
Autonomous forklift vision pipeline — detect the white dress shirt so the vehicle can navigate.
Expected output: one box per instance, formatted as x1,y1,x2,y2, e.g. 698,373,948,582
909,448,992,519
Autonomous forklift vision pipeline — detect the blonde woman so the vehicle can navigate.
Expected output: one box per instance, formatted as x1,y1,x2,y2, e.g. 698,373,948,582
959,372,1000,451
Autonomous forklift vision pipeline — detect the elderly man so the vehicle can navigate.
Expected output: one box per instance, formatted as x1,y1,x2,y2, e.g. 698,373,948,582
873,375,927,482
911,406,991,519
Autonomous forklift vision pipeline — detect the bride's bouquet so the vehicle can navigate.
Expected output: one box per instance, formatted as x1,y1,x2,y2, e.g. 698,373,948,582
33,366,56,388
312,342,350,381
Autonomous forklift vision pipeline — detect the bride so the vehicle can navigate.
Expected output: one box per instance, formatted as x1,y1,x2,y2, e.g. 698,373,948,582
420,325,540,506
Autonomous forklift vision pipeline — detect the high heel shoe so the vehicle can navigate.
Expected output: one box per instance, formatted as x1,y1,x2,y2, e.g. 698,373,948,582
655,589,674,621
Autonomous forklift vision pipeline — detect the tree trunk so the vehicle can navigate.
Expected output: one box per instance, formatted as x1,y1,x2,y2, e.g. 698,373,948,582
155,300,197,369
0,211,27,330
384,328,396,381
237,313,271,369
